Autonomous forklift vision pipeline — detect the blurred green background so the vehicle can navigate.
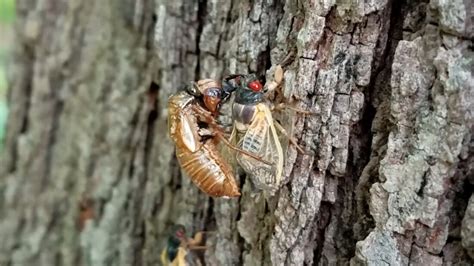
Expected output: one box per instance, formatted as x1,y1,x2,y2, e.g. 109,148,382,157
0,0,15,150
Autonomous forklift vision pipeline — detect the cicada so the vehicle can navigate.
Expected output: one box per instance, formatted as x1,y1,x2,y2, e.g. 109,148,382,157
161,224,206,266
224,66,308,194
168,79,265,197
224,68,287,194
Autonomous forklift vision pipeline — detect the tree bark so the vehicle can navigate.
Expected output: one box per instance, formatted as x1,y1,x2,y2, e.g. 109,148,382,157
1,0,473,265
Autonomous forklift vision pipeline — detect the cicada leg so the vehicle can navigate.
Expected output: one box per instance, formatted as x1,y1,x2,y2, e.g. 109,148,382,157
264,65,284,93
186,231,204,247
265,65,316,115
273,121,307,155
183,230,217,251
272,102,316,115
191,105,273,166
188,246,207,250
279,51,296,68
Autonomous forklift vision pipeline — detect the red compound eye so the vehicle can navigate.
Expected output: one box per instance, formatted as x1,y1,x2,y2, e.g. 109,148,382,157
248,80,263,92
175,229,185,238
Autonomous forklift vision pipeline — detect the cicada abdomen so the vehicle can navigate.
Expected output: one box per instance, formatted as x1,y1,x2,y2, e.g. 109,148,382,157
168,80,240,197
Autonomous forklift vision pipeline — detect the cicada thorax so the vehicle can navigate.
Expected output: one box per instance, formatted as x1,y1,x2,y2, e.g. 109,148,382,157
168,90,240,197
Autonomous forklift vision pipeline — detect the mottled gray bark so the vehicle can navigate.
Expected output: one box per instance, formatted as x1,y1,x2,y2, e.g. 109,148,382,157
0,0,157,265
0,0,472,265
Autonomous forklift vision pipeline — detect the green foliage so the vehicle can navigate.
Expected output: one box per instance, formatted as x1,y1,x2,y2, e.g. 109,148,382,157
0,0,15,23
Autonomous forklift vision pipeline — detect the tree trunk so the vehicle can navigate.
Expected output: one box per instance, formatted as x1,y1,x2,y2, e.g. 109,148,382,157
1,0,472,265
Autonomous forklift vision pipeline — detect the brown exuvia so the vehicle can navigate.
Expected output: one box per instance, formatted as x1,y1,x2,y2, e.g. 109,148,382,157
167,79,241,197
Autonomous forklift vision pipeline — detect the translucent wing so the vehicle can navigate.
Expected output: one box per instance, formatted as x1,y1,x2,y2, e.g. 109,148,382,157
272,104,294,160
174,247,202,266
215,95,241,173
218,123,239,174
236,103,284,193
161,248,169,265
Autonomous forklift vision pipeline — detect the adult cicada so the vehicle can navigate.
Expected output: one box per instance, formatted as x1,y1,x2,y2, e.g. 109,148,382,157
223,66,309,194
168,79,264,197
160,224,206,266
224,67,292,194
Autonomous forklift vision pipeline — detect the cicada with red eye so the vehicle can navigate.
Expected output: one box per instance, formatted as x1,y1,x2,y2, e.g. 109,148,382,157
225,66,308,194
221,72,284,194
161,224,207,266
167,79,266,197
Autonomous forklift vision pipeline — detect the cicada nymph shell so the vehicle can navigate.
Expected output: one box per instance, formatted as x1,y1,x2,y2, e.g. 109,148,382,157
167,80,241,197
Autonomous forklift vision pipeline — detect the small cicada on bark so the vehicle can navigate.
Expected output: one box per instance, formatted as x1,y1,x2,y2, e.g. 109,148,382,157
160,224,207,266
168,79,264,197
225,68,284,194
225,66,308,195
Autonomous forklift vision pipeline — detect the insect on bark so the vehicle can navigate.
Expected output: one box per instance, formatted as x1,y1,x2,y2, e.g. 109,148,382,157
168,79,265,197
225,66,309,194
161,224,206,266
226,67,287,194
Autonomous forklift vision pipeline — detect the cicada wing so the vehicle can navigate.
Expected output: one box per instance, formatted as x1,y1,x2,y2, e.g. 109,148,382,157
261,105,284,186
235,110,265,175
236,104,284,192
161,248,170,266
218,124,240,174
173,246,202,266
272,102,296,158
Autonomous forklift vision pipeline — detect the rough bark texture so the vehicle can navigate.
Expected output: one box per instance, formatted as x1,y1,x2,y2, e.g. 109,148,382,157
0,0,472,265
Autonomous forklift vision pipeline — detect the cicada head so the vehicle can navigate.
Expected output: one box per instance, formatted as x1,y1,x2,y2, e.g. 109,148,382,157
169,224,186,244
239,74,262,91
234,74,265,105
164,224,187,263
222,74,243,103
189,79,224,114
246,80,263,93
202,87,223,113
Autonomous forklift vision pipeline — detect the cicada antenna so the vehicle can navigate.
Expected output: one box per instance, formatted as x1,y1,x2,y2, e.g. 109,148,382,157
223,74,245,81
278,49,296,68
